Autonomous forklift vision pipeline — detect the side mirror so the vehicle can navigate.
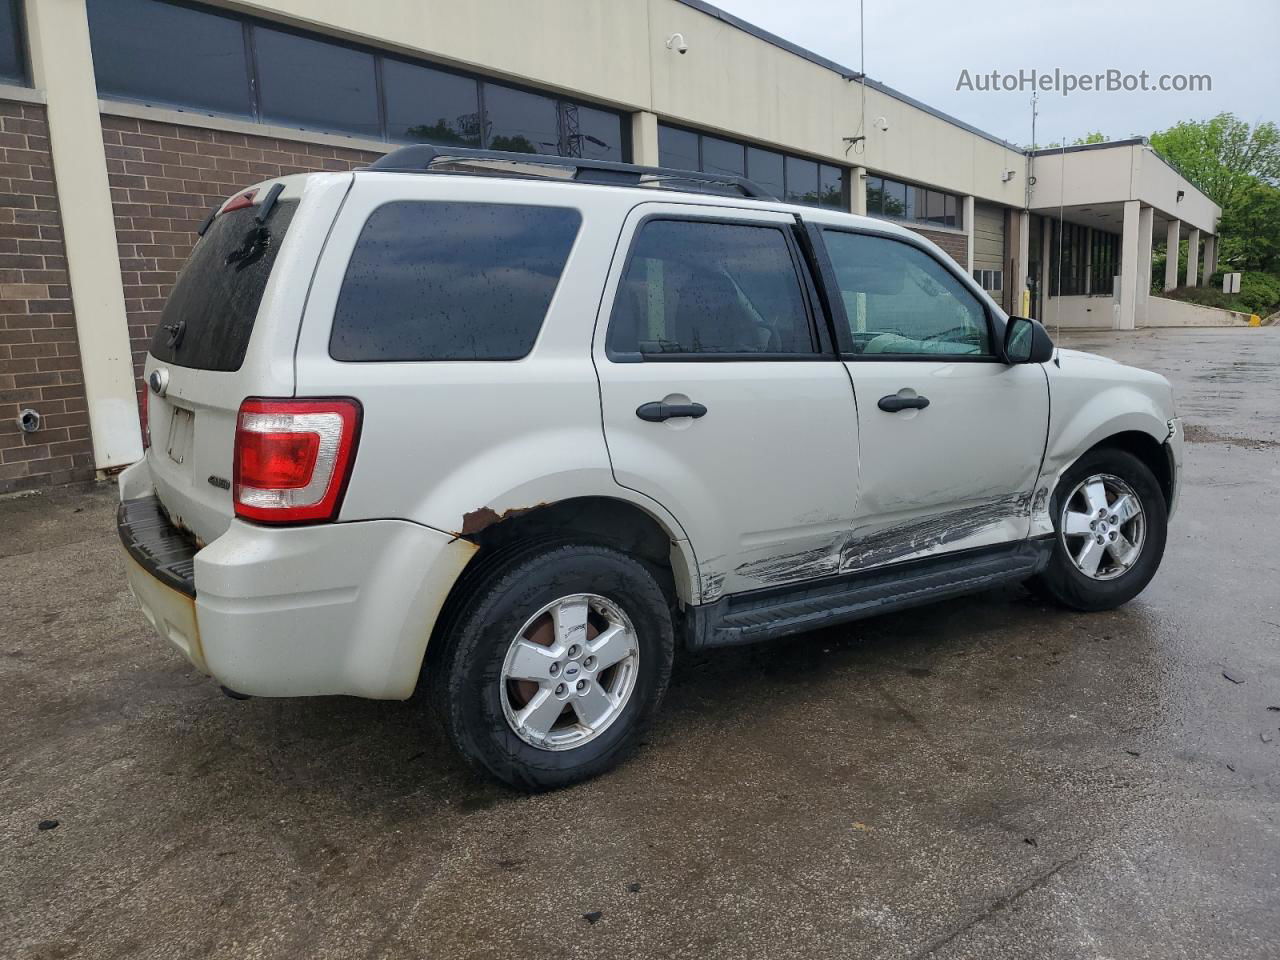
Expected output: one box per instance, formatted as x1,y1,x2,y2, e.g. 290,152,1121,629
1003,316,1054,364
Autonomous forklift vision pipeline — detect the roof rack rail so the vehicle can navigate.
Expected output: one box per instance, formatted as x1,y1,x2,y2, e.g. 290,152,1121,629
364,145,777,200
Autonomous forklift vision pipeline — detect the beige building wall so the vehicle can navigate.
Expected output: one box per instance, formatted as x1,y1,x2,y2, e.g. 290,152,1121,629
219,0,1028,207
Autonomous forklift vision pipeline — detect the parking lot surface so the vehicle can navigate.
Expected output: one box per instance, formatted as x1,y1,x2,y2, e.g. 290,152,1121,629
3,326,1278,960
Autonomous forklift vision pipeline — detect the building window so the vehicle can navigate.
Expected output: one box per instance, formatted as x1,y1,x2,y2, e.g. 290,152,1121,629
86,0,626,159
657,123,846,210
1045,219,1119,297
973,269,1003,292
0,0,26,86
254,27,380,138
88,0,252,115
383,59,481,147
1089,230,1119,296
866,175,963,229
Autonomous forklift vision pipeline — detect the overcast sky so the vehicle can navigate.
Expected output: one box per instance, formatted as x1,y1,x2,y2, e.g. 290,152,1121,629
713,0,1279,146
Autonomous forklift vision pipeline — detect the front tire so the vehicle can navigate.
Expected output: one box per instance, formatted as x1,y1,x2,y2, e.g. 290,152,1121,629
429,543,674,791
1029,447,1168,611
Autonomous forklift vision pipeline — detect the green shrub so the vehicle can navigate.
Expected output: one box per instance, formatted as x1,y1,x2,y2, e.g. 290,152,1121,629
1162,272,1280,316
1238,272,1280,315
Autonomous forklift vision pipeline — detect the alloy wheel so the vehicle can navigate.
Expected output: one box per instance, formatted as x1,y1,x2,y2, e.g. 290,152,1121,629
1060,473,1146,581
499,594,640,750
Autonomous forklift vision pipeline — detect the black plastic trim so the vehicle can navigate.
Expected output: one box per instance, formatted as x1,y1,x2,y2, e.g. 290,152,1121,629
686,538,1052,649
117,495,199,597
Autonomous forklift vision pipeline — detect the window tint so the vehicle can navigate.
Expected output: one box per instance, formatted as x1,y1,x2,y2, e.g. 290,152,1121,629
822,231,991,357
785,157,818,205
819,165,843,210
150,201,298,371
608,220,816,357
254,28,379,138
571,104,624,161
865,175,964,229
658,125,699,172
746,147,785,199
384,59,480,146
331,202,581,362
483,83,559,154
88,0,250,116
0,0,23,84
702,137,744,178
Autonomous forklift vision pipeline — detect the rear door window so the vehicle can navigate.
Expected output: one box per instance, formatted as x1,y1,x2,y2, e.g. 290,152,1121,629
606,218,818,357
330,201,581,362
149,200,298,371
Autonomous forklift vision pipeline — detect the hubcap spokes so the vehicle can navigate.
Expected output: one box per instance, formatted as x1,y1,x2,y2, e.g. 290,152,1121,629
1060,474,1146,581
500,594,640,751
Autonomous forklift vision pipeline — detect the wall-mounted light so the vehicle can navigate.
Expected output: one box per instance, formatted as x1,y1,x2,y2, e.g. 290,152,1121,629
1001,169,1017,182
665,33,688,55
1176,189,1185,202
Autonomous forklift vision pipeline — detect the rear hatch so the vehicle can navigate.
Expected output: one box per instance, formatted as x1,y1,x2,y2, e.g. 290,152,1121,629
143,174,347,545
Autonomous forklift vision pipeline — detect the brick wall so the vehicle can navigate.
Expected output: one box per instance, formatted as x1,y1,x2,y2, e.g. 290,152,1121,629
101,115,383,386
911,227,968,268
0,101,93,495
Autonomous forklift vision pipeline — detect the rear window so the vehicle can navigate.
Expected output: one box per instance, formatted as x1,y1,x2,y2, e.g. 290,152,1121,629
329,201,581,362
149,200,298,371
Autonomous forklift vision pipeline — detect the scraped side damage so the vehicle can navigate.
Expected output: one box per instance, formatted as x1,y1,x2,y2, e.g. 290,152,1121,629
728,491,1036,590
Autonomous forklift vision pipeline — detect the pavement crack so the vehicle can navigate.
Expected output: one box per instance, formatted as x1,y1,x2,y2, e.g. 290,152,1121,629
906,853,1084,959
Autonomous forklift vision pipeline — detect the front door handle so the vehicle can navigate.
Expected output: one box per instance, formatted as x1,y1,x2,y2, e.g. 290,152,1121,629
636,401,708,422
878,394,930,413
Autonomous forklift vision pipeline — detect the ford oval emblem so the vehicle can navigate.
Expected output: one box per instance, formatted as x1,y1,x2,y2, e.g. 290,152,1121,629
148,368,169,397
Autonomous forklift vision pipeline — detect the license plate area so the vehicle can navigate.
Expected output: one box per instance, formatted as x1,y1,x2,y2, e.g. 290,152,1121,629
166,407,195,465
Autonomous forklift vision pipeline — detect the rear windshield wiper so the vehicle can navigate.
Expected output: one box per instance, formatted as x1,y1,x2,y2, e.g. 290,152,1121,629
196,181,285,237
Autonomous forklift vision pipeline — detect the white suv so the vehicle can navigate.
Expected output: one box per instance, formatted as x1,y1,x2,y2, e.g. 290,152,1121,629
118,147,1183,789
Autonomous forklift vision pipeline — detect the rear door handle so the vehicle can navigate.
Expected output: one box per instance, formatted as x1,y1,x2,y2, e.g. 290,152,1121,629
636,401,708,422
878,394,930,413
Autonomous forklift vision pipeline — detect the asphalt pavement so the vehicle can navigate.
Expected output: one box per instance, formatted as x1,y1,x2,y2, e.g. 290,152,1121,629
2,326,1278,959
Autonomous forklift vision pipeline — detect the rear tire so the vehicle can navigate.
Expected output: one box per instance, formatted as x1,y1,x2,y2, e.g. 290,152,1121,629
1028,447,1168,612
429,543,674,791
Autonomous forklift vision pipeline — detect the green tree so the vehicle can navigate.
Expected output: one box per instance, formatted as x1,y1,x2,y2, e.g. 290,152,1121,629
1149,113,1280,210
1217,180,1280,272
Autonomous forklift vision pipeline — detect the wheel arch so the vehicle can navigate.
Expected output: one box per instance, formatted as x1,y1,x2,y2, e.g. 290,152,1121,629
419,496,698,693
1079,430,1174,511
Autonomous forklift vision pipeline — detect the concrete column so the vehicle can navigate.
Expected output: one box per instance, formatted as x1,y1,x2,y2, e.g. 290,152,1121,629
25,0,142,470
630,110,659,166
1202,235,1216,283
1136,205,1154,327
1164,219,1180,290
963,195,975,274
1016,209,1030,315
850,166,867,216
1186,228,1200,287
1117,199,1141,331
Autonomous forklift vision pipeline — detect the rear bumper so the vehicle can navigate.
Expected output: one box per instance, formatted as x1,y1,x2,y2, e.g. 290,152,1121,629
117,467,476,699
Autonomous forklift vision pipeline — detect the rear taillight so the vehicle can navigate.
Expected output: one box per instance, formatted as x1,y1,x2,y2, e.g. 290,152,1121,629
233,398,361,525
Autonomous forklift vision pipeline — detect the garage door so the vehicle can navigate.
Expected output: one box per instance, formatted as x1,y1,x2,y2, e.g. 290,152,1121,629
972,202,1006,302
